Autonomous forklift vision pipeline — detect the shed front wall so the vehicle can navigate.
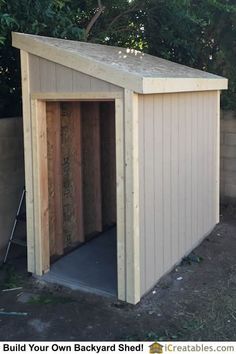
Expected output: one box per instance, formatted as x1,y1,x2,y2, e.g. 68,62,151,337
22,52,127,299
139,91,219,296
28,54,123,93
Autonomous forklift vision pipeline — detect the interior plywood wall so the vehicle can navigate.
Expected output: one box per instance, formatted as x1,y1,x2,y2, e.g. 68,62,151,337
81,102,102,236
61,102,84,248
100,102,116,227
46,100,116,259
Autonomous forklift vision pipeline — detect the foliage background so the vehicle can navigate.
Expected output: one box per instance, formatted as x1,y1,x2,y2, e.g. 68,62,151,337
0,0,235,117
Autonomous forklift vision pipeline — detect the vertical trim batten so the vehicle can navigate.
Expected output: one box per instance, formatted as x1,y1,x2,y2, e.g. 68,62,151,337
124,89,140,304
20,50,35,273
132,93,140,302
31,100,50,275
115,98,126,301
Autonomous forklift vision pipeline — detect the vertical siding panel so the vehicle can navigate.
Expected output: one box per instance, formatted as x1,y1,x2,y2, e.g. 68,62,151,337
29,55,41,91
197,93,202,238
55,65,73,92
185,93,192,250
205,91,217,233
209,93,215,226
201,93,207,235
109,83,122,92
154,95,164,278
200,93,205,234
212,93,218,224
39,58,56,92
144,96,155,286
206,92,211,231
191,94,198,246
178,94,186,258
92,77,110,91
199,92,204,236
202,92,209,235
208,93,212,227
138,96,146,295
212,93,217,225
163,94,172,270
72,71,91,91
170,94,179,263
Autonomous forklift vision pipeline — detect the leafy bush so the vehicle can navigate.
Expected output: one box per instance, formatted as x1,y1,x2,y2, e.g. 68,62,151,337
144,0,236,110
0,0,85,117
0,0,235,117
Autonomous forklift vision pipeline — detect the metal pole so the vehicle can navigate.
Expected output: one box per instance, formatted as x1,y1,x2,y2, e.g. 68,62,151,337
3,187,26,264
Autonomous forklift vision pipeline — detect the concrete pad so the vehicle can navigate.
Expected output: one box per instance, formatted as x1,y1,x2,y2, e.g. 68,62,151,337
41,228,117,297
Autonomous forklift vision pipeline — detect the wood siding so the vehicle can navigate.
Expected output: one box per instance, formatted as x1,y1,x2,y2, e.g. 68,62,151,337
139,91,218,296
29,55,123,93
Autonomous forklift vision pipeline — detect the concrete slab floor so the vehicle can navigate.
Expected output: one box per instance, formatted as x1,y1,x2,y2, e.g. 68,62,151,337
41,228,117,297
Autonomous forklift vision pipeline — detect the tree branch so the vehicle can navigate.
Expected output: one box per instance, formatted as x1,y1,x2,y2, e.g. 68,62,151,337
107,5,138,32
85,0,105,40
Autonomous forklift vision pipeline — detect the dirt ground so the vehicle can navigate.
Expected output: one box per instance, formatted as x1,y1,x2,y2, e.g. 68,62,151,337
0,205,236,341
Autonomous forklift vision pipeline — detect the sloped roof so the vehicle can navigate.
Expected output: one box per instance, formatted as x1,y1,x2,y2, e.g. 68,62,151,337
12,32,228,94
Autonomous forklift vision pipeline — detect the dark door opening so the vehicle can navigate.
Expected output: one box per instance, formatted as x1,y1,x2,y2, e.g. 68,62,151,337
43,100,117,296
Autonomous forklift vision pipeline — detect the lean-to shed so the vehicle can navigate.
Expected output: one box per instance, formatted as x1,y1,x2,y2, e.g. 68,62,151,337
12,32,228,304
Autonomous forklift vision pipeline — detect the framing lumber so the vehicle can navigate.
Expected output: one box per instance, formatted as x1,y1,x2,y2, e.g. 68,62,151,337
82,102,102,235
20,50,35,273
100,102,116,227
31,92,123,100
68,102,84,243
60,103,84,246
46,102,64,256
115,98,126,301
124,89,140,304
31,99,50,275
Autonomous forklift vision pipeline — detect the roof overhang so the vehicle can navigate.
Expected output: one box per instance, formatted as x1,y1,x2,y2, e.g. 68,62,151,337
12,32,228,94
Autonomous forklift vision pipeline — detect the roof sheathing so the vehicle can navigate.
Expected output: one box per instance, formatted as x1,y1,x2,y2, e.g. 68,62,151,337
12,32,228,94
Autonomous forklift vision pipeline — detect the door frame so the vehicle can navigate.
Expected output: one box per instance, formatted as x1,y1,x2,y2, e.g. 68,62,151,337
29,92,126,300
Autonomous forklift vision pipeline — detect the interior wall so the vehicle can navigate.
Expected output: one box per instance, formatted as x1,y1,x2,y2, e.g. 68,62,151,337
100,102,116,228
46,100,116,259
47,102,84,258
81,102,102,236
61,102,84,248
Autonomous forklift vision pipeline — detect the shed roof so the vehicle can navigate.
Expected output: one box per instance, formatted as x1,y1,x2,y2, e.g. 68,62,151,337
12,32,228,94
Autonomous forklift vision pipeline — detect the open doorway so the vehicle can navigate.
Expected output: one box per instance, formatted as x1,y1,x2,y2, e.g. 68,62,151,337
42,100,117,296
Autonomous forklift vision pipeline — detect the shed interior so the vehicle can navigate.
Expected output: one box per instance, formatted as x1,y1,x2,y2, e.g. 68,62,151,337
43,100,117,296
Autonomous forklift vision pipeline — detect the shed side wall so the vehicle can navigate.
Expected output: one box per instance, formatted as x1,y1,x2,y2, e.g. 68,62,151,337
139,91,218,296
28,55,123,93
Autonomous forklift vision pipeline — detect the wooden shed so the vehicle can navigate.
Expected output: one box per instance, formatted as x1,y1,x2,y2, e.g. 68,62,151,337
12,32,228,304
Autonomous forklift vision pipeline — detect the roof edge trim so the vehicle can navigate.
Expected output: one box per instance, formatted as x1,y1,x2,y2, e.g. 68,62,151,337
142,77,228,94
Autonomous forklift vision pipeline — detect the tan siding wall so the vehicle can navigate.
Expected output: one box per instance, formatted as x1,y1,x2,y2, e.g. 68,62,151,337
28,55,123,93
139,91,218,296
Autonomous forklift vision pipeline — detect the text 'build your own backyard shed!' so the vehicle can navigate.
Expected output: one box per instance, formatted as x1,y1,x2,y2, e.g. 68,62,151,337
12,32,228,304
